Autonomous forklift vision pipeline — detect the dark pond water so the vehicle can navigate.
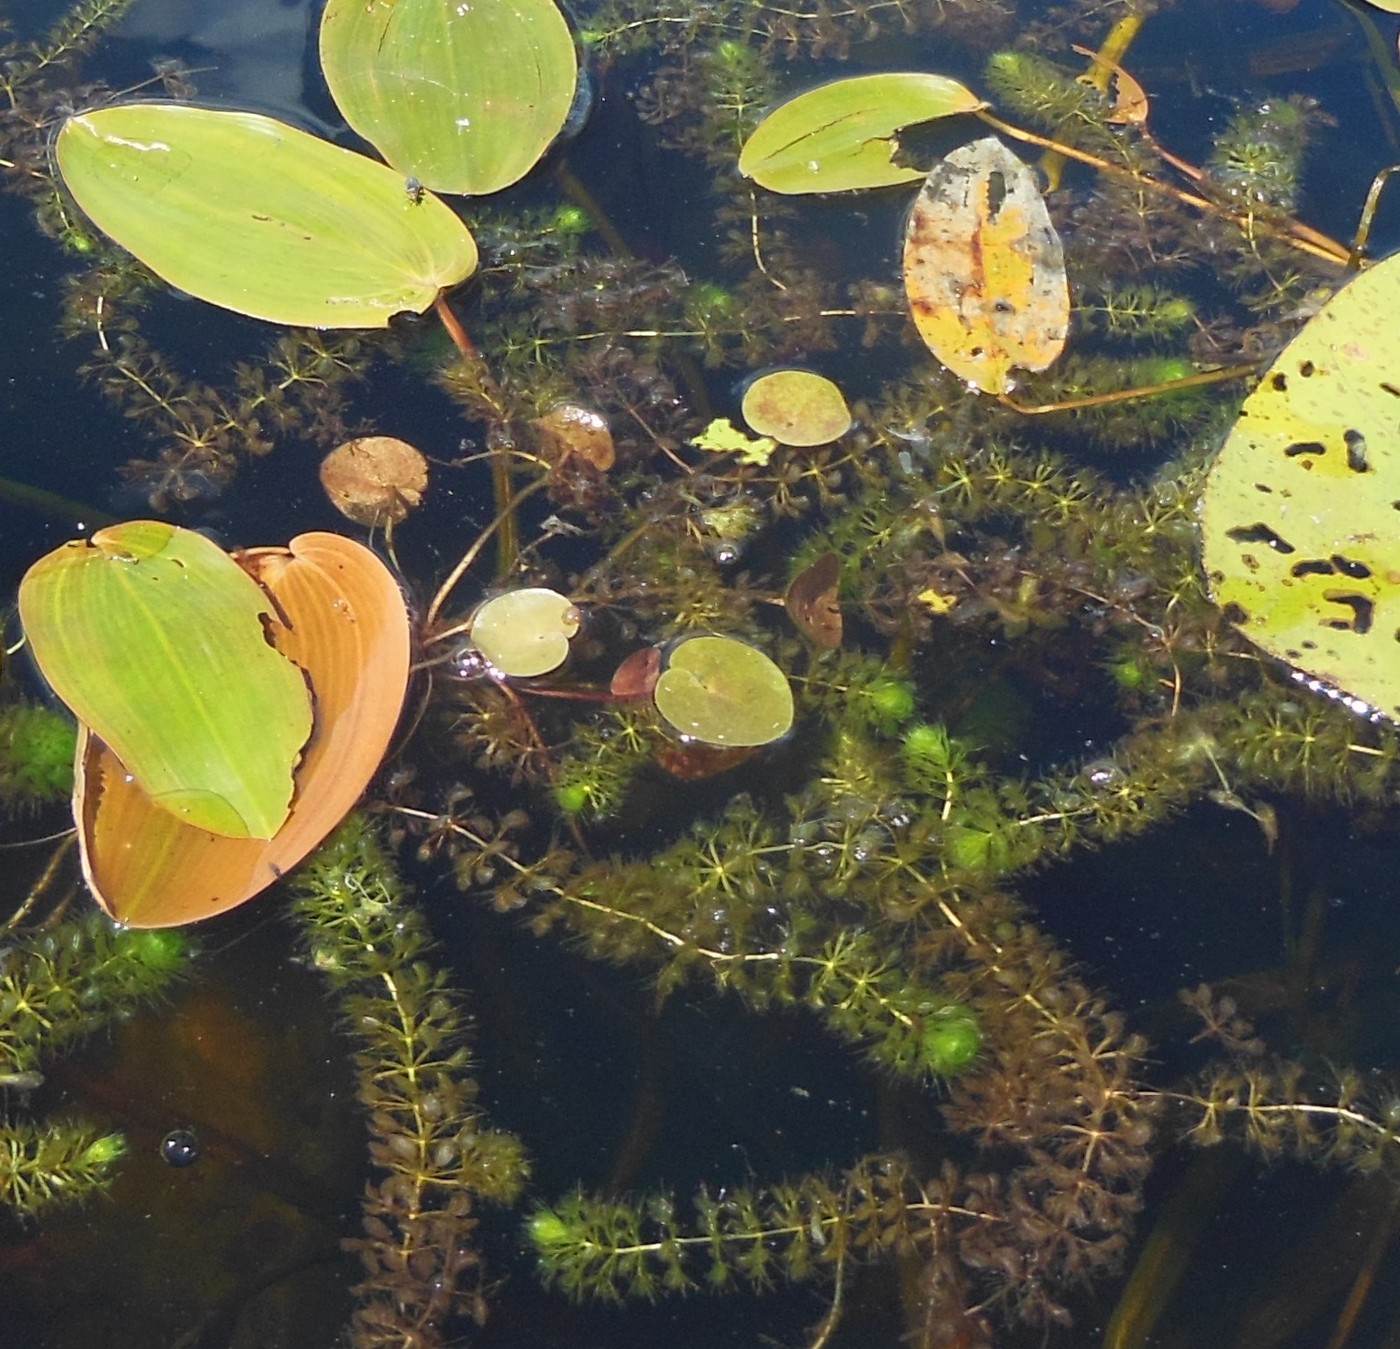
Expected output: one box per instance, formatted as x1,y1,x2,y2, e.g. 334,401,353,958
8,1,1400,1347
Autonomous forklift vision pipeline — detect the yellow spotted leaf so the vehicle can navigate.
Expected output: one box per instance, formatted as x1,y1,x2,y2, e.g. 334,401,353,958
902,136,1069,395
1202,252,1400,720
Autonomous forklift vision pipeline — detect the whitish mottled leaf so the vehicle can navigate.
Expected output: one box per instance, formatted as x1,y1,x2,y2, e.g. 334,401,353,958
903,136,1069,395
56,103,477,328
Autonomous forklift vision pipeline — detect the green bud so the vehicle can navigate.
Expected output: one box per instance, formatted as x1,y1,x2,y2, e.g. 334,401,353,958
551,205,591,236
864,678,915,726
528,1207,574,1251
82,1132,128,1167
555,783,591,815
922,1009,981,1076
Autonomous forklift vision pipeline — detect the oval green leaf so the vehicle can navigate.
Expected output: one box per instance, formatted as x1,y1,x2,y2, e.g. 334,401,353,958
55,103,478,328
653,635,794,748
741,369,852,446
320,0,578,196
739,73,986,195
19,521,312,839
1202,253,1400,720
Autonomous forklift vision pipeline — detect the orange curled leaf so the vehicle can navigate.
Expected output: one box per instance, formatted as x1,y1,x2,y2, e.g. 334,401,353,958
77,533,410,928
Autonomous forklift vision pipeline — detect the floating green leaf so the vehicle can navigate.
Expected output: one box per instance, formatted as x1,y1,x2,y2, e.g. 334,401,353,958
653,636,794,748
1201,254,1400,719
741,369,852,446
739,73,985,195
320,0,578,196
19,522,313,839
55,103,478,328
471,588,580,678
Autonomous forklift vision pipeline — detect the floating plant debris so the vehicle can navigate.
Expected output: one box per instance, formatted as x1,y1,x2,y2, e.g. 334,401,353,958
531,403,616,471
321,436,430,526
902,136,1070,395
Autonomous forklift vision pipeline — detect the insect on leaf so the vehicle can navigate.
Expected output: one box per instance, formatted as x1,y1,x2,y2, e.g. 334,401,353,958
739,73,985,195
20,522,312,840
55,103,478,328
903,136,1070,395
1201,252,1400,720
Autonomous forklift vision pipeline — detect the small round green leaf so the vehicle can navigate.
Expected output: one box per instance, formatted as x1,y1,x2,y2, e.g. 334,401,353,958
653,636,794,747
320,0,578,197
1202,252,1400,720
739,73,986,195
55,103,478,328
19,522,313,839
471,588,580,677
741,369,852,446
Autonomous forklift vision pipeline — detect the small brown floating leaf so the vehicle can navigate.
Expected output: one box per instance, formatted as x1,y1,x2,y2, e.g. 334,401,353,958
655,741,756,780
320,435,429,526
610,646,661,701
785,552,843,649
902,136,1069,396
531,403,616,472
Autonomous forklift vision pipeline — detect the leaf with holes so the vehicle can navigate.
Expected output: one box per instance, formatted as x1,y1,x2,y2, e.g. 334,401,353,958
1201,253,1400,719
902,136,1068,395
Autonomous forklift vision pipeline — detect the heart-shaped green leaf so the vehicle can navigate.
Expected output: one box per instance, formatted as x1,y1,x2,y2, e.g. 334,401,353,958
20,522,313,839
1202,252,1400,719
653,635,793,747
320,0,578,196
739,73,985,194
470,587,580,677
55,103,478,328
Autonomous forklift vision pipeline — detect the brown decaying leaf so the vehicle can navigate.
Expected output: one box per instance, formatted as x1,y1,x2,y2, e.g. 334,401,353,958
610,646,661,700
531,403,616,471
76,532,411,928
902,136,1069,396
320,436,429,525
784,552,843,649
1070,45,1149,126
655,741,755,780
